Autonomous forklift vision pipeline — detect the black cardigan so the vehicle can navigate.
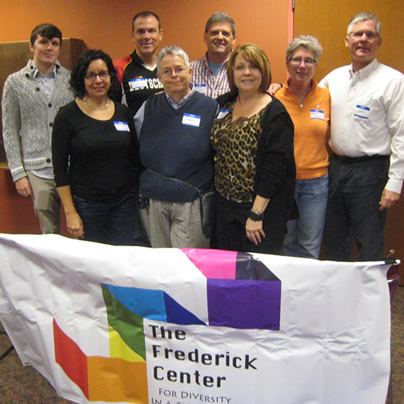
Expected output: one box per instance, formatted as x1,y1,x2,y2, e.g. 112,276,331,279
216,92,297,222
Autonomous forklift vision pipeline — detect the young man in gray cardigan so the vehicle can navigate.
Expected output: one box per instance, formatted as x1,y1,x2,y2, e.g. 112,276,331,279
2,23,73,233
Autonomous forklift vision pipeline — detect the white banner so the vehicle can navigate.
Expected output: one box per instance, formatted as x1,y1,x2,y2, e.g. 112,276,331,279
0,234,391,404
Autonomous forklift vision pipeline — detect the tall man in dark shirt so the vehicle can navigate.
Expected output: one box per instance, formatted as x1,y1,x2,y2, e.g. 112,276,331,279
114,11,164,115
114,11,164,246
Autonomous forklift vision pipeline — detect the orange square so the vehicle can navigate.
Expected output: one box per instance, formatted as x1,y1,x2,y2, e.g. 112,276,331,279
88,357,148,403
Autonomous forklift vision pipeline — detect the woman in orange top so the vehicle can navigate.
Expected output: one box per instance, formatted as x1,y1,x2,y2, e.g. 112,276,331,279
275,36,330,259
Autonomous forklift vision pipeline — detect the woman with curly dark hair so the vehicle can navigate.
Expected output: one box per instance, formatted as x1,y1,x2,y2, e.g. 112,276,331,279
52,49,140,244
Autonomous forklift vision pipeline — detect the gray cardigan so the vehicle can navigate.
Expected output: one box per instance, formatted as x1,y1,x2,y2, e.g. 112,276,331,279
2,60,74,181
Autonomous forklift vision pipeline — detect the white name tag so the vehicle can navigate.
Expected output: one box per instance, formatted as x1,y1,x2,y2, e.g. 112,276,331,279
194,84,207,95
310,109,325,120
354,104,370,120
129,77,148,90
114,121,130,132
217,108,231,120
182,113,201,127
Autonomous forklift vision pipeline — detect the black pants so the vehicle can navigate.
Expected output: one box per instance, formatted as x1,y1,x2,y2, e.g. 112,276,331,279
324,155,388,261
215,194,285,255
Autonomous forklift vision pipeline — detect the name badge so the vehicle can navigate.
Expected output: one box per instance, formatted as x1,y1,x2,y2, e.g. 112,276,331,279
310,109,325,120
114,121,130,132
129,77,148,91
194,84,207,95
217,108,231,119
354,104,370,120
182,113,201,127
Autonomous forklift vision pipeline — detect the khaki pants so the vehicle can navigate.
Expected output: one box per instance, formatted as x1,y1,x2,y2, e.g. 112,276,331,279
27,172,60,234
140,198,209,248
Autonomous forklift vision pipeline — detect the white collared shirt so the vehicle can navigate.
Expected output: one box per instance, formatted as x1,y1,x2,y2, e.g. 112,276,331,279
320,58,404,193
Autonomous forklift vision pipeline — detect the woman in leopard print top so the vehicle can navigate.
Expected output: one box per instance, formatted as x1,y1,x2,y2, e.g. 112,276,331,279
211,44,296,254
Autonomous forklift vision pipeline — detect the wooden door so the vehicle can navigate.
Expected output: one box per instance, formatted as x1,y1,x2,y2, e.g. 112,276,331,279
294,0,404,80
294,0,404,276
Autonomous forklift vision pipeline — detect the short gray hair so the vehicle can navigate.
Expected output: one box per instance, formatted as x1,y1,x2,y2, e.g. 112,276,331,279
205,11,236,36
286,35,323,62
347,12,381,35
157,45,190,72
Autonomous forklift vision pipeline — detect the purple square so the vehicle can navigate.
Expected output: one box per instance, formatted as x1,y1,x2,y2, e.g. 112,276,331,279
207,279,281,330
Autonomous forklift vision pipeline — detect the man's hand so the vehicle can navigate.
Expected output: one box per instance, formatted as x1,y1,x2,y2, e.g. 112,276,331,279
15,177,32,197
379,189,400,210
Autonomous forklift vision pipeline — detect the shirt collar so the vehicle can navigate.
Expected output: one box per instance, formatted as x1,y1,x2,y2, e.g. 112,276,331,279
348,58,378,79
131,50,157,71
165,87,196,109
28,59,60,78
284,79,317,94
203,52,230,69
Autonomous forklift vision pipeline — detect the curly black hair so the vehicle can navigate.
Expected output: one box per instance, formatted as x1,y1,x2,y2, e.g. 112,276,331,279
69,49,121,99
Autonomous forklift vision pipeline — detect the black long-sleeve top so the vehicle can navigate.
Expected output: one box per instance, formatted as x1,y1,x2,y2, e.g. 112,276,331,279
52,101,139,201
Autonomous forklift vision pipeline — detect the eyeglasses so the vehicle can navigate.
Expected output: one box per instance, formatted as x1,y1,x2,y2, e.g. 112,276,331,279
289,57,316,66
84,71,110,81
159,66,187,77
349,31,379,40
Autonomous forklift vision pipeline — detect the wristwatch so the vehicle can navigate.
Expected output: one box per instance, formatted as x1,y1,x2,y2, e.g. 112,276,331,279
248,210,265,221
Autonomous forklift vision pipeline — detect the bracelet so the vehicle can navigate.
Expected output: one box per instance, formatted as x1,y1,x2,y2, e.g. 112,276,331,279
248,210,265,221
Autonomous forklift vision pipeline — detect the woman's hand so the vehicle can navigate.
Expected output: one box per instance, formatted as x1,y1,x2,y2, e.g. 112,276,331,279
56,185,84,239
66,212,84,239
246,218,266,245
268,83,282,95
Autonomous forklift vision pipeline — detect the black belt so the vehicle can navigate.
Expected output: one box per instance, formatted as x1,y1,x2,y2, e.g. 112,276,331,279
333,154,389,163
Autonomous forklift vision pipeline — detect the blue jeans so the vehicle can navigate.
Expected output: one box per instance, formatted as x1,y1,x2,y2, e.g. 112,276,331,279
73,188,136,245
283,174,328,259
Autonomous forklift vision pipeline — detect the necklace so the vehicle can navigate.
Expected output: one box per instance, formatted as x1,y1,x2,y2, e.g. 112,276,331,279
82,96,110,110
